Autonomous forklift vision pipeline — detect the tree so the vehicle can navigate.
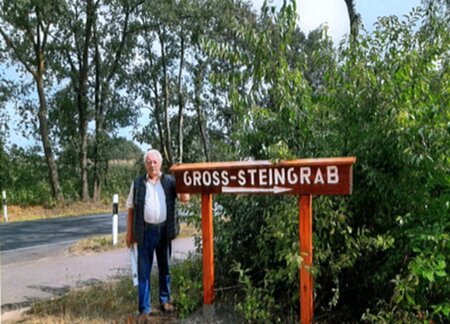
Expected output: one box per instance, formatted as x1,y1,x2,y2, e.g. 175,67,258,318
90,0,142,200
48,0,141,201
133,0,187,166
0,145,58,205
131,0,259,165
57,0,95,201
310,3,449,321
189,0,259,162
0,0,64,202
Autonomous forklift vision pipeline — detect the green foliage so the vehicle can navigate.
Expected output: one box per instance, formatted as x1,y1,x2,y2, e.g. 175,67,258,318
102,161,143,201
172,256,203,318
227,196,300,323
204,1,450,322
1,138,143,205
233,261,279,322
0,142,11,190
105,137,143,161
212,195,299,322
326,5,449,322
2,145,53,205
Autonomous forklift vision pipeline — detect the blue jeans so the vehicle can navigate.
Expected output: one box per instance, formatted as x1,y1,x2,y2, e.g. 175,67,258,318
137,223,171,314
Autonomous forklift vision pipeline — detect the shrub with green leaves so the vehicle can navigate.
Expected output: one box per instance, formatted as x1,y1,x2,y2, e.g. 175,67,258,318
205,1,449,322
1,145,53,205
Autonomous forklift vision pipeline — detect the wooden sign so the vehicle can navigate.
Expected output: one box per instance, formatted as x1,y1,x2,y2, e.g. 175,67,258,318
170,157,356,324
171,157,354,195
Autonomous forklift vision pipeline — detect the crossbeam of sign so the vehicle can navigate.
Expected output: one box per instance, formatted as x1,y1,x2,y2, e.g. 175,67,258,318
170,157,355,196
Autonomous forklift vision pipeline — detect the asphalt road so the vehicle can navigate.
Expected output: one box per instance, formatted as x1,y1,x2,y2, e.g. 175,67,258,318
0,213,127,265
0,212,127,251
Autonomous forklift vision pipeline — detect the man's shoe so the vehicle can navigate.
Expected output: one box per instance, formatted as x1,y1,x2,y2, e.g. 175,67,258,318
160,302,175,313
137,312,150,323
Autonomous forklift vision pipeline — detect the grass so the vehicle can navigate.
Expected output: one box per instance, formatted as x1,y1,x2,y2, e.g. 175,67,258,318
27,277,152,323
67,233,127,255
2,200,113,223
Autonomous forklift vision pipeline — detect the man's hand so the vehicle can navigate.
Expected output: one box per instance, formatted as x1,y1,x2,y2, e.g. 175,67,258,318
126,230,135,248
178,193,190,203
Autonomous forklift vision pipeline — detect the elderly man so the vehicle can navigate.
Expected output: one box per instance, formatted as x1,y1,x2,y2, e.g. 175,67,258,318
126,149,189,318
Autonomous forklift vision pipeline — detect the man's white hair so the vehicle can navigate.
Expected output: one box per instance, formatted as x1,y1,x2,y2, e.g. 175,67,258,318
143,149,163,164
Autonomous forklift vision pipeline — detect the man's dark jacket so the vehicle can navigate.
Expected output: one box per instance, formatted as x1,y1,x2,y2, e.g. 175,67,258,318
132,173,179,246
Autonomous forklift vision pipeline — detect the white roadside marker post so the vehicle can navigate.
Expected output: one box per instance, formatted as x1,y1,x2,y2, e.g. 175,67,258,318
112,194,119,245
2,190,8,223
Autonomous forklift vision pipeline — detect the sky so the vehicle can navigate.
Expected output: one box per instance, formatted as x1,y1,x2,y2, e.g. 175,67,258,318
256,0,422,43
3,0,422,150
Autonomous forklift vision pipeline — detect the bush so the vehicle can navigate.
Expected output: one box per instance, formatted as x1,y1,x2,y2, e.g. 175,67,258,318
206,2,449,322
100,161,144,202
2,145,53,205
172,256,203,318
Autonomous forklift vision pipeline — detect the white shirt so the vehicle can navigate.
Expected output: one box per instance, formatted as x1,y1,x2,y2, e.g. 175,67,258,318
126,175,167,224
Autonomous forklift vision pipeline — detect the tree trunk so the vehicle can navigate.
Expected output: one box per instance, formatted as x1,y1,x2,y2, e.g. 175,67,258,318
194,63,210,162
78,0,95,201
92,80,109,202
152,80,165,153
79,116,89,201
36,76,64,202
146,45,166,153
344,0,361,44
159,27,174,166
177,29,185,164
93,30,102,202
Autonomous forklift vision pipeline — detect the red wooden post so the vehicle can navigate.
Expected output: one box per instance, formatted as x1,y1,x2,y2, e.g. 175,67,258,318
299,194,313,323
201,193,214,304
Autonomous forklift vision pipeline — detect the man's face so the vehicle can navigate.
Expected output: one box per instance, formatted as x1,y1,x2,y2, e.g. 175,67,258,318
145,152,161,179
